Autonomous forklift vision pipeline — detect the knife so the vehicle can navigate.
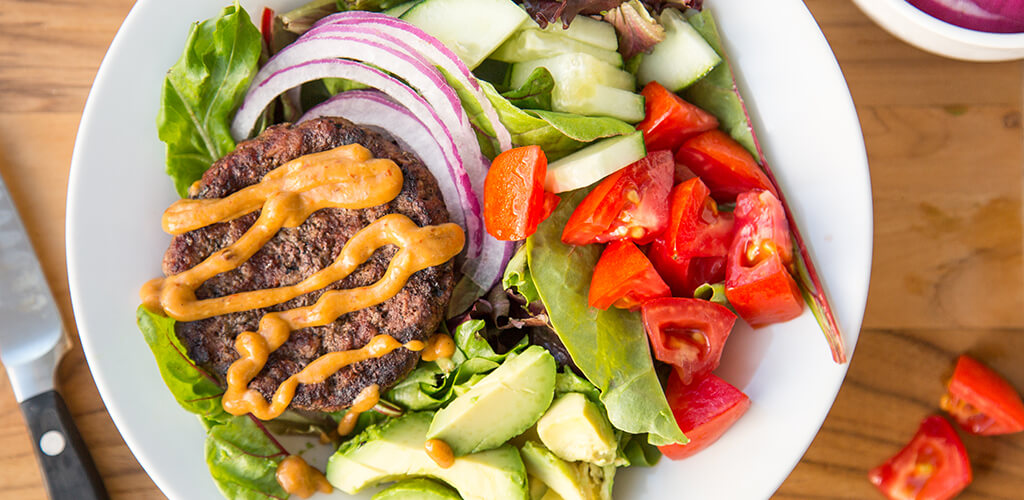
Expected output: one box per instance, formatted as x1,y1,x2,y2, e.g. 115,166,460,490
0,172,108,500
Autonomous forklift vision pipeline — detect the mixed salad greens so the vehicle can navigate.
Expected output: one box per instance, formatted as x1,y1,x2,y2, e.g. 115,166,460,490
142,0,847,498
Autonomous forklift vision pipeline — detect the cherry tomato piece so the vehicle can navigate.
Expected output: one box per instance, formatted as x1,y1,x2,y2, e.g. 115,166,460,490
561,151,674,246
261,7,275,49
725,190,802,327
483,146,558,241
588,240,671,311
675,130,777,203
868,416,972,500
648,240,728,298
657,371,751,460
642,297,736,384
941,355,1024,435
657,177,735,262
636,81,720,153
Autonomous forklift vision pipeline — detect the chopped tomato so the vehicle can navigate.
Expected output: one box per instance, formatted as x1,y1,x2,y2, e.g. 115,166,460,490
483,146,558,241
725,190,802,327
561,151,673,246
657,177,735,262
648,242,727,298
941,355,1024,435
675,130,777,202
869,416,972,500
636,81,720,153
588,240,671,310
261,7,275,49
642,297,736,384
658,371,751,460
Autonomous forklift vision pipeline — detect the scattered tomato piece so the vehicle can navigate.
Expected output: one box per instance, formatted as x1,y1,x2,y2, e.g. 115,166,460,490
725,190,802,327
657,177,735,262
642,297,736,384
561,151,673,246
261,7,275,49
941,355,1024,436
483,146,558,241
636,81,720,153
588,240,670,310
675,130,777,202
658,371,751,460
869,416,972,500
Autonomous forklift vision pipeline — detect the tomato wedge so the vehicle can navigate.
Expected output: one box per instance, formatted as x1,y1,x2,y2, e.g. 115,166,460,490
657,177,735,261
869,416,972,500
588,240,671,310
648,242,728,298
675,130,777,202
261,7,275,49
483,145,559,241
725,190,802,327
561,151,674,246
642,297,736,384
636,81,720,153
658,371,751,460
940,355,1024,435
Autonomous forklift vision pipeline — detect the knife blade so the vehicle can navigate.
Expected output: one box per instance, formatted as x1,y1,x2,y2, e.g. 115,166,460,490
0,172,108,500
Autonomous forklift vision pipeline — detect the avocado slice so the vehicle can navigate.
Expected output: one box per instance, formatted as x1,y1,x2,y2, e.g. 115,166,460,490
326,412,528,500
520,441,615,500
373,478,461,500
537,393,617,466
428,345,557,456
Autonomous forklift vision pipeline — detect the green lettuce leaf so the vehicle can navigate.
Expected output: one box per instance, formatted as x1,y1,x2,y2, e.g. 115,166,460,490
206,416,289,500
502,246,541,304
156,4,262,196
682,10,757,156
693,282,732,310
136,306,229,423
619,433,662,467
500,67,555,111
526,190,686,447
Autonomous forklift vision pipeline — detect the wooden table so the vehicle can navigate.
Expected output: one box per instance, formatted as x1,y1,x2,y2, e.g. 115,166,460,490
1,0,1021,498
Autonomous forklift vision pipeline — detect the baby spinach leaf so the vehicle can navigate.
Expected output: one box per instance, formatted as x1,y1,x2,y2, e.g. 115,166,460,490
682,10,757,156
501,67,555,111
136,306,229,423
157,4,262,197
526,190,686,447
206,416,289,500
503,246,541,304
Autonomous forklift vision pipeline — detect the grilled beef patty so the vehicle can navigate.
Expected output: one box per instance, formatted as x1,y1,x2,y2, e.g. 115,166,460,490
162,117,454,412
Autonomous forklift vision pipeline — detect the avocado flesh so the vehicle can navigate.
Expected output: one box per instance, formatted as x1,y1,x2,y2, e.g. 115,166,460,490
429,346,557,456
528,475,550,500
520,441,615,500
372,478,461,500
537,393,617,466
326,412,529,500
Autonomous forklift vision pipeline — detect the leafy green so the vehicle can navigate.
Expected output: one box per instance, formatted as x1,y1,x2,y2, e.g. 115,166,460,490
156,4,262,197
619,433,662,467
526,109,636,143
555,370,601,403
682,10,757,156
206,416,289,500
693,282,732,310
336,0,407,11
136,306,229,423
500,67,555,111
526,190,686,447
503,246,541,304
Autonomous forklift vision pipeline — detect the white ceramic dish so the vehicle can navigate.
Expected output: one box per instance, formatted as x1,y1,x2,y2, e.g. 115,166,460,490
852,0,1024,61
66,0,871,498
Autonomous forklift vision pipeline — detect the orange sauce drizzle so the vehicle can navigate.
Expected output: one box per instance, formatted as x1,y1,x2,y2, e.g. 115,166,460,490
420,333,456,362
275,455,333,498
337,384,380,437
424,439,455,469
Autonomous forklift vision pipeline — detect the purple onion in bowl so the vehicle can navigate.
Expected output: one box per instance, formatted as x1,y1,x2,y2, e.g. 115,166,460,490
907,0,1024,33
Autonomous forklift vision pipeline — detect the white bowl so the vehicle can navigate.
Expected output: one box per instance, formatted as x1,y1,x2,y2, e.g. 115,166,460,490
851,0,1024,61
66,0,871,498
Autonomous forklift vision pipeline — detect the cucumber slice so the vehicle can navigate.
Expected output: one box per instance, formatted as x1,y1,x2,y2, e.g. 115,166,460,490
637,8,721,91
400,0,529,69
545,131,646,193
521,15,618,51
551,82,644,123
510,53,634,91
491,29,623,67
383,1,419,17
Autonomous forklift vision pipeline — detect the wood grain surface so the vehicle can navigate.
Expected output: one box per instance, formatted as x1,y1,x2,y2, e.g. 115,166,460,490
0,0,1021,498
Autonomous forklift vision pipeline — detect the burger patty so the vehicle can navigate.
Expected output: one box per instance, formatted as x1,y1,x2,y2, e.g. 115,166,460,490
162,117,454,412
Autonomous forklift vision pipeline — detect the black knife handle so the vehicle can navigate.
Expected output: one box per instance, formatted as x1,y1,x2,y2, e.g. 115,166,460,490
19,390,109,500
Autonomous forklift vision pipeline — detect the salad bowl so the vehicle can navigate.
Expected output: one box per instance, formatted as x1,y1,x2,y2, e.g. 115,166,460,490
65,0,872,498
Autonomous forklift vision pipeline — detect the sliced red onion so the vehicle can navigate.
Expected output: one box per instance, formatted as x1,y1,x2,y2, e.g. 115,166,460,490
310,11,513,152
298,90,466,231
232,58,482,256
